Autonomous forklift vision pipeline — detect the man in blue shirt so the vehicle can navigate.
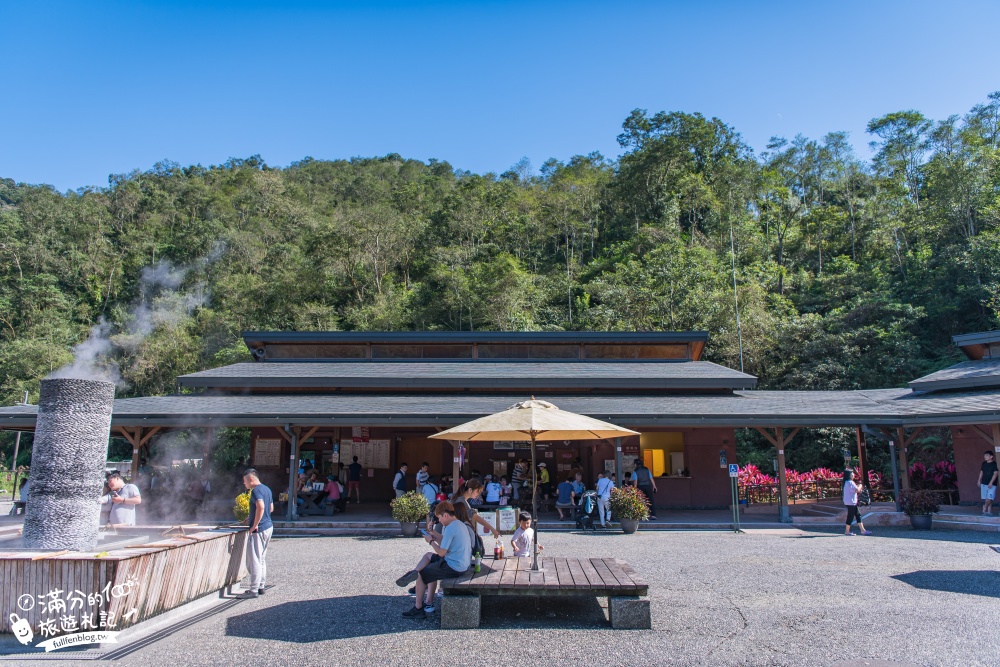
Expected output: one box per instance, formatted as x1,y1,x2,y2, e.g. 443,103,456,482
555,476,575,520
240,469,273,599
397,501,470,618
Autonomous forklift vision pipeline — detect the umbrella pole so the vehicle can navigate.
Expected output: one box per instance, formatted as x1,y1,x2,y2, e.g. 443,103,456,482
530,434,539,571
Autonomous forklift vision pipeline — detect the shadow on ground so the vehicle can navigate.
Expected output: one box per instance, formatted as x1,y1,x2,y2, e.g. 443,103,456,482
892,570,1000,598
792,527,1000,545
225,594,609,640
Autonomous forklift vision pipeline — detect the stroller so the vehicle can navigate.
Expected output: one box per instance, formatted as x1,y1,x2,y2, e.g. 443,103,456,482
575,490,599,531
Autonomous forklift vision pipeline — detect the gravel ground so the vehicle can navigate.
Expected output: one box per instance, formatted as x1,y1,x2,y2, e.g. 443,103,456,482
4,527,1000,666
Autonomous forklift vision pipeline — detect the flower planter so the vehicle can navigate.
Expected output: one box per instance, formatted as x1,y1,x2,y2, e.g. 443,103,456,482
908,514,933,530
400,521,420,537
619,518,639,534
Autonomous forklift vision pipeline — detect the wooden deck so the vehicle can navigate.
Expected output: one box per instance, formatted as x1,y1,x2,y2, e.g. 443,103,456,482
439,556,651,629
443,556,648,596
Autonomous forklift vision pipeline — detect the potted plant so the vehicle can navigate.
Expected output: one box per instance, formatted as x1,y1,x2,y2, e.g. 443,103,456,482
233,490,251,523
607,486,650,534
899,489,940,530
391,491,429,537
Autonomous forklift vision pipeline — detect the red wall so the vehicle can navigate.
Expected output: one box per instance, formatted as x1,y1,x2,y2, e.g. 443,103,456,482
951,425,999,504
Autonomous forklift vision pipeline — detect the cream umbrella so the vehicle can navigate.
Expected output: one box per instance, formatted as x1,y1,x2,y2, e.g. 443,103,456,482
430,398,639,570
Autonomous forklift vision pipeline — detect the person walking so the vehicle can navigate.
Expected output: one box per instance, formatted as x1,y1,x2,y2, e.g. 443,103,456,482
347,456,362,504
633,459,658,520
842,469,872,536
241,469,274,598
393,463,409,499
979,450,998,515
596,470,615,528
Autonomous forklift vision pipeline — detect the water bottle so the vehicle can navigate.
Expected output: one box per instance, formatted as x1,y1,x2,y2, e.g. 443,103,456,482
474,551,482,573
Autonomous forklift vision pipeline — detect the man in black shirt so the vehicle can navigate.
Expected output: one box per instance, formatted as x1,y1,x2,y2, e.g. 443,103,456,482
979,450,998,515
347,456,362,504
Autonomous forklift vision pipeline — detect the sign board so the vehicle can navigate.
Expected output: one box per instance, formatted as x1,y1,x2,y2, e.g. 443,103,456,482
254,438,282,467
728,464,739,478
497,508,517,532
477,510,498,536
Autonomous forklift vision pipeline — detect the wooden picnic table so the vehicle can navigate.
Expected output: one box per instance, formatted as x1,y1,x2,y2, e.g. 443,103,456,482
439,556,650,629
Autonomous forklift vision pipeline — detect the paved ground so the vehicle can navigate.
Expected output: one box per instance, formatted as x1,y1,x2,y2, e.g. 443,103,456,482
2,527,999,666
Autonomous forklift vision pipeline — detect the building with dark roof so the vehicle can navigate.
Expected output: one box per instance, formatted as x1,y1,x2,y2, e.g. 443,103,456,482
1,330,997,521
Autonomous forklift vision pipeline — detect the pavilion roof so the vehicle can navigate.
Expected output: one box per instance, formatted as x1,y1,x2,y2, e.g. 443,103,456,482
907,359,1000,392
176,360,758,391
0,387,997,430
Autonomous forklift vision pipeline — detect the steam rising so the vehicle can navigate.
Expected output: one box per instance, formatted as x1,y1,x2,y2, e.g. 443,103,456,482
48,244,224,384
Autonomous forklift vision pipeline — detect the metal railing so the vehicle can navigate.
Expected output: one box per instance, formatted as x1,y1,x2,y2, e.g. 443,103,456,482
740,480,897,506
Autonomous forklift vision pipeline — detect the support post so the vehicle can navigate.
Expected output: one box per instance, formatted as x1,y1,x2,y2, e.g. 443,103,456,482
895,427,911,492
888,440,901,511
856,428,870,488
129,428,142,480
615,437,624,488
285,425,299,521
9,431,22,502
451,441,460,492
775,438,789,523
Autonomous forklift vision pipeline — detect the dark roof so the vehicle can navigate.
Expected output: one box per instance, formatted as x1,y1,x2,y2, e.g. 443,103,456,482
177,361,757,390
0,388,996,429
907,359,1000,392
952,331,1000,347
243,331,710,344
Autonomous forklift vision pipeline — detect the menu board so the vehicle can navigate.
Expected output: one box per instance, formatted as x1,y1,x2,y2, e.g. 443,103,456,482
340,438,391,469
372,439,391,468
254,438,282,467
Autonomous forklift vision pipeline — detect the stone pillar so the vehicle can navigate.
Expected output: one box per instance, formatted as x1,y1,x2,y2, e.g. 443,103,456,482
22,378,115,551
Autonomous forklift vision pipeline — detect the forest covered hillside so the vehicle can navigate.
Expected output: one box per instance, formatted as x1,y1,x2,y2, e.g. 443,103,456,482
1,95,998,413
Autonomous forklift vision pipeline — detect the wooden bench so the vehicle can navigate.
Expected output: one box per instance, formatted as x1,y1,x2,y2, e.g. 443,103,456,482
439,556,650,629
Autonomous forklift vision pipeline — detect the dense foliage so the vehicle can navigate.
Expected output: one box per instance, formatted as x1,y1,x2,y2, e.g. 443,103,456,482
1,95,998,471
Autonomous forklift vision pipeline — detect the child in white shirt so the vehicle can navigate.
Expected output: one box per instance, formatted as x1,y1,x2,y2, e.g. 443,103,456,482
511,512,543,557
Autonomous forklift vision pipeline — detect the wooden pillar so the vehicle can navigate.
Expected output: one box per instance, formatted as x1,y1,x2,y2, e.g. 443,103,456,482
451,441,461,490
202,428,215,474
855,428,870,488
775,443,789,522
895,427,911,492
130,428,142,480
754,427,799,523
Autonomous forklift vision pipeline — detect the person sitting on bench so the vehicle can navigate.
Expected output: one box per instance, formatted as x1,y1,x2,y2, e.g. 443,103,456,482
397,501,471,618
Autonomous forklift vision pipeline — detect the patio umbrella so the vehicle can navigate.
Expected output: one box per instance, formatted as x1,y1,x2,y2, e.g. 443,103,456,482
430,398,639,570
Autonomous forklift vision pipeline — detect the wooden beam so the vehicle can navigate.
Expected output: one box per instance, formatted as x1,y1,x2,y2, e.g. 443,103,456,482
784,428,801,444
968,424,995,445
993,424,1000,449
274,427,293,444
130,428,143,480
300,426,320,443
754,427,779,448
138,426,161,448
903,427,925,447
116,426,140,446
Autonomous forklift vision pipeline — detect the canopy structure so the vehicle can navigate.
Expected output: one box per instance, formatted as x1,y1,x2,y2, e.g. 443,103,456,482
432,398,638,570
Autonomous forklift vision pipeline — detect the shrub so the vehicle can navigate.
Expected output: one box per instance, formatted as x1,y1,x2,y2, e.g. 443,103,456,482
391,491,429,523
233,490,250,522
899,489,940,516
607,486,650,521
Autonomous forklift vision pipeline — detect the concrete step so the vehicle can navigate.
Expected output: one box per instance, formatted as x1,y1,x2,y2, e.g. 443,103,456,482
935,512,1000,525
933,518,1000,532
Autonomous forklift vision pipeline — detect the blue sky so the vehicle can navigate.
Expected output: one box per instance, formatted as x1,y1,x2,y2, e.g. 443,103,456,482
3,0,999,191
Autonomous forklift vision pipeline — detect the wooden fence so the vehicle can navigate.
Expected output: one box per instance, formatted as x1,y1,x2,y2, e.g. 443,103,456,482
1,527,247,637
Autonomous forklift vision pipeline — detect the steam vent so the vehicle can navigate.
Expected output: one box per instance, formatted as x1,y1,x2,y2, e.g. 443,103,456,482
22,378,115,551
